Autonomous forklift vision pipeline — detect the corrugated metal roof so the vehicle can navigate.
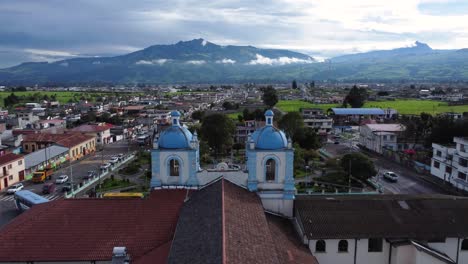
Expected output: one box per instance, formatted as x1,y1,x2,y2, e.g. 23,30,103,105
24,145,69,169
331,108,385,115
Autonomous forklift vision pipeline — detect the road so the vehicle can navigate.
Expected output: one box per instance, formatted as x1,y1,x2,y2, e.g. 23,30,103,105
370,154,447,195
0,140,137,228
322,138,449,195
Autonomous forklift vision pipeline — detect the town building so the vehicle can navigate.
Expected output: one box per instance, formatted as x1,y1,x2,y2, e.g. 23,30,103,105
69,123,113,145
0,153,25,191
2,110,468,263
431,137,468,191
23,145,69,180
359,124,405,154
22,133,96,161
301,108,333,135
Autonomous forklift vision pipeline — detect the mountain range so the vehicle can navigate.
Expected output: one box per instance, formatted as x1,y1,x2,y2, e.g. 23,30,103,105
1,39,468,84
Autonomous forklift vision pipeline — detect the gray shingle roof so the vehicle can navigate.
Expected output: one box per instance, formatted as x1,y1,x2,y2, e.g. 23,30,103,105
24,145,69,169
295,194,468,240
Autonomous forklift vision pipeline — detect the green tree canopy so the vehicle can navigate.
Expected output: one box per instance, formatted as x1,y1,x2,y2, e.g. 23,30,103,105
261,86,278,108
200,114,236,157
191,110,205,121
343,85,368,108
340,153,377,182
278,112,304,139
292,80,298,89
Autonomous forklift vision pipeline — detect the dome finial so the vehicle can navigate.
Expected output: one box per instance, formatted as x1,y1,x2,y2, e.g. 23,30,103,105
171,110,181,126
265,110,274,126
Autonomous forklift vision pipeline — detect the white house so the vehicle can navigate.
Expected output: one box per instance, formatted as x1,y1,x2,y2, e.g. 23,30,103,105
431,137,468,191
359,124,405,154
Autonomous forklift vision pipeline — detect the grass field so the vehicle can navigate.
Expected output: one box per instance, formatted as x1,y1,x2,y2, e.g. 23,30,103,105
227,112,242,120
276,99,468,115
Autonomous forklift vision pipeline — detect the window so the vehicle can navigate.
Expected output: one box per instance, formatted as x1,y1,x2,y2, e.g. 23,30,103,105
436,150,442,157
8,175,13,180
446,166,452,174
459,172,467,181
265,159,276,181
462,239,468,250
338,240,348,252
368,238,383,252
460,158,468,167
8,164,12,169
25,145,29,151
18,160,22,166
315,240,326,252
434,161,440,169
170,159,180,177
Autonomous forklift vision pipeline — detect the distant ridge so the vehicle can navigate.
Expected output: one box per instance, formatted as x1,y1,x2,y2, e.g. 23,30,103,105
1,40,468,84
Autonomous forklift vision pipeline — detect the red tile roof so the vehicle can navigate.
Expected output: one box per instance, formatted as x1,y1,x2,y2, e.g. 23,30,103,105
70,123,114,133
0,190,187,262
23,133,95,148
223,180,281,264
266,214,319,264
0,153,23,165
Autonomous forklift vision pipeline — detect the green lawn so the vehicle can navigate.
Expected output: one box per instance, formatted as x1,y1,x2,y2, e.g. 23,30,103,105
276,99,468,115
276,100,337,112
227,112,242,120
364,100,468,115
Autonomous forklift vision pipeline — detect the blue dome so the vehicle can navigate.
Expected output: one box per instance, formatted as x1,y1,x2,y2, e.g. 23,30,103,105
265,110,274,117
251,126,288,150
170,110,181,117
158,126,193,149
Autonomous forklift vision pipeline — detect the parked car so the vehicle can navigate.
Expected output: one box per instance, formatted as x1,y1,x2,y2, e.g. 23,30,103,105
62,182,72,192
42,183,56,194
383,171,399,182
117,153,125,160
7,183,24,194
109,156,119,164
84,170,97,180
55,175,69,184
100,163,111,170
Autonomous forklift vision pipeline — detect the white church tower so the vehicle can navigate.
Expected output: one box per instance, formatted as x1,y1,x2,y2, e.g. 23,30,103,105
246,110,295,217
151,111,200,188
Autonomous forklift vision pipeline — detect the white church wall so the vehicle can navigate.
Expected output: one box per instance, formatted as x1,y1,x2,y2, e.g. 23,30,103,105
260,198,293,217
254,151,286,183
428,238,458,262
159,151,190,185
391,244,416,264
308,239,356,264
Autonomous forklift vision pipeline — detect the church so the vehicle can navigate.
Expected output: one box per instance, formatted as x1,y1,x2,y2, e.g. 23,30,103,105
1,110,468,264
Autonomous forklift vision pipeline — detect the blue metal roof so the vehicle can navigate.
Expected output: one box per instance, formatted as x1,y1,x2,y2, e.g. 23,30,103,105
251,126,288,150
331,108,385,115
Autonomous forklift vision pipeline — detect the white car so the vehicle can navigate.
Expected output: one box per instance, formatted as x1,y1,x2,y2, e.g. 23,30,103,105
383,171,399,182
55,175,69,184
109,157,119,164
7,183,24,194
100,163,111,170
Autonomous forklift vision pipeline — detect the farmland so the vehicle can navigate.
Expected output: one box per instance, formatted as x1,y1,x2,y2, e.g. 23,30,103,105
276,100,468,115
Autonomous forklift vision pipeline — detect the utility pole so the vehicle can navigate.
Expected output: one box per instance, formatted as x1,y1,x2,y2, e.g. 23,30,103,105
348,159,352,192
70,162,74,198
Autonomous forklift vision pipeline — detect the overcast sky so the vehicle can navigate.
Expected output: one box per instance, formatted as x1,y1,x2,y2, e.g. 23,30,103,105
1,0,468,68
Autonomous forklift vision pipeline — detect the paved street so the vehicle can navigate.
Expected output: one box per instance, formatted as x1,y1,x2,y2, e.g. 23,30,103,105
322,139,449,195
0,140,138,229
370,153,448,194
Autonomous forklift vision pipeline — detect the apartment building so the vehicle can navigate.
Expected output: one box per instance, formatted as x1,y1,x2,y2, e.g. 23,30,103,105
0,153,25,191
431,137,468,191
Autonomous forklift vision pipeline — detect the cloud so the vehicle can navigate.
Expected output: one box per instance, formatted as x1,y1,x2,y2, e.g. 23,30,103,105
248,54,313,65
1,0,468,67
216,58,236,64
186,60,206,65
135,59,168,65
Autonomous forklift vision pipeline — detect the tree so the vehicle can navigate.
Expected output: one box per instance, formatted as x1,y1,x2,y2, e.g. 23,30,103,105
340,153,376,182
3,93,20,107
200,114,236,157
292,80,298,89
296,127,321,150
261,86,278,108
278,112,304,139
191,110,205,121
342,85,368,108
